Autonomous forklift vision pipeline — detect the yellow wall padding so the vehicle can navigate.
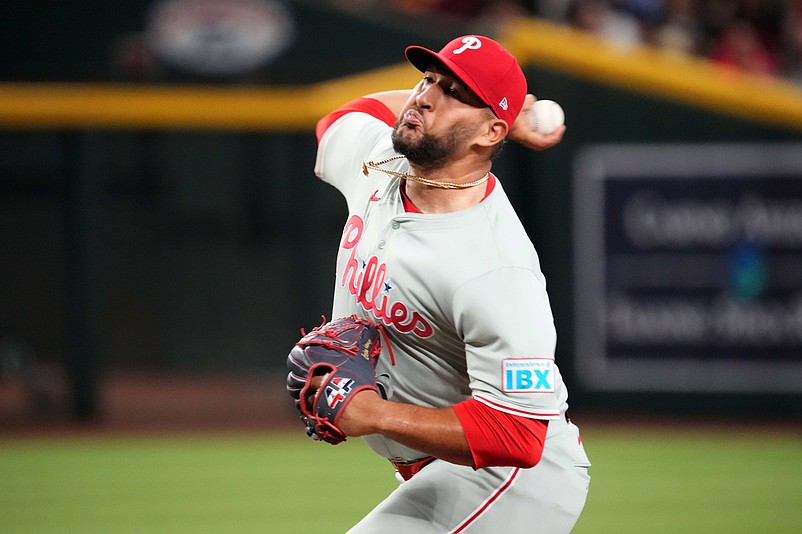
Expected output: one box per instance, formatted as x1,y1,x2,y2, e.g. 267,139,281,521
0,64,420,130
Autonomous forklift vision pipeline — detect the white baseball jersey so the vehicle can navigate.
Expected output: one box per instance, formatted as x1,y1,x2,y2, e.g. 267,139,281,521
315,106,590,533
317,109,567,460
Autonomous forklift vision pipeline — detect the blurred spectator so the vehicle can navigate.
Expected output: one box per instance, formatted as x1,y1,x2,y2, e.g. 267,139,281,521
782,0,802,83
567,0,643,48
652,0,701,56
534,0,573,22
110,33,160,81
697,1,784,74
389,0,529,22
708,18,780,76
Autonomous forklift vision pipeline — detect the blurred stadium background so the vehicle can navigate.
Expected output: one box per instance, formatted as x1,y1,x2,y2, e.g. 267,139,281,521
1,1,801,532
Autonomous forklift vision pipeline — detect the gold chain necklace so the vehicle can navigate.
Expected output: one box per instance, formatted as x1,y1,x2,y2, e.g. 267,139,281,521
362,156,489,190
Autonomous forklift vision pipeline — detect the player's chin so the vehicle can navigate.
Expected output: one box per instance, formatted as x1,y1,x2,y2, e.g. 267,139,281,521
391,125,421,151
399,124,427,144
395,121,419,135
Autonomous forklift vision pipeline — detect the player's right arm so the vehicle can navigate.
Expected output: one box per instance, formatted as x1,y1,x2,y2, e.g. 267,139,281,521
333,387,548,469
315,90,411,143
508,94,566,151
362,90,412,118
314,95,402,202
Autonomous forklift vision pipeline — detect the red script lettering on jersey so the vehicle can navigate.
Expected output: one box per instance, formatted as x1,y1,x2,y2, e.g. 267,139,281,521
340,215,433,338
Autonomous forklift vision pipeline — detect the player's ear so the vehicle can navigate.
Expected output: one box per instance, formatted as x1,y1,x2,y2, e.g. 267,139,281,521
478,117,508,148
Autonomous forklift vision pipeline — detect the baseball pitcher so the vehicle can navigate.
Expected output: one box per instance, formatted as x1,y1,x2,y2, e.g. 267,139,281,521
287,35,591,533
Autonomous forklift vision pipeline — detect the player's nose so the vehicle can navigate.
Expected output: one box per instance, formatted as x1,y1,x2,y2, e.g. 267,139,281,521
415,86,434,110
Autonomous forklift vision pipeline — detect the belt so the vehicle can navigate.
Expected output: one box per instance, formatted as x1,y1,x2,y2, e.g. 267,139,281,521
390,456,436,481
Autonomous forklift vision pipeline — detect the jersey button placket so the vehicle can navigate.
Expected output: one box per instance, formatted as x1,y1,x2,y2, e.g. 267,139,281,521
377,219,399,252
376,219,401,251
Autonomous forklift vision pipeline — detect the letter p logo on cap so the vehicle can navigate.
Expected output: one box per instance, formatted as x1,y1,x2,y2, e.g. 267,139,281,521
453,36,482,55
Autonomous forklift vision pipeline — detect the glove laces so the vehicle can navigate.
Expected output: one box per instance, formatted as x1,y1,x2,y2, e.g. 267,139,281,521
300,315,396,366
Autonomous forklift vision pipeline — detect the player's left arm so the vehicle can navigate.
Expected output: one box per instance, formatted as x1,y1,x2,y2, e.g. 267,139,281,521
333,264,556,469
320,267,557,469
336,394,474,466
334,389,547,469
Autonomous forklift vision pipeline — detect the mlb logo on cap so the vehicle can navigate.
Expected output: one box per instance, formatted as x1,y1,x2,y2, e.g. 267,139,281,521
405,35,528,126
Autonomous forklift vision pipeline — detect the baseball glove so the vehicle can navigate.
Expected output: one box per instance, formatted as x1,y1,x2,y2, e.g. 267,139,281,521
286,315,383,445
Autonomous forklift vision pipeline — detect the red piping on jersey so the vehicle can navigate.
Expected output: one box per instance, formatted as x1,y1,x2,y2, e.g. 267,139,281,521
401,175,497,213
399,181,423,213
474,394,559,419
448,467,521,533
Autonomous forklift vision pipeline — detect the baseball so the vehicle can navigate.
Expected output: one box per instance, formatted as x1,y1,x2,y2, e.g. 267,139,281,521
528,99,565,134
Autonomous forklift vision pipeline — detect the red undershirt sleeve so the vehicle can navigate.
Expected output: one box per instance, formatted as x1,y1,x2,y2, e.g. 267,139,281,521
453,397,548,470
316,97,398,142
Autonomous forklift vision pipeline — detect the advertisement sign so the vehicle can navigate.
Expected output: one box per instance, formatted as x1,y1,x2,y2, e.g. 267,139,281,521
146,0,295,76
574,144,802,392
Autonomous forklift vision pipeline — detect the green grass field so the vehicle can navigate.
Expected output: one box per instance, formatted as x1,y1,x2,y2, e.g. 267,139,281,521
1,425,800,533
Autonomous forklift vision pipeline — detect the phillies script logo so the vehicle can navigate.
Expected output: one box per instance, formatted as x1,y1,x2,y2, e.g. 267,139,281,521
340,215,433,338
325,377,354,408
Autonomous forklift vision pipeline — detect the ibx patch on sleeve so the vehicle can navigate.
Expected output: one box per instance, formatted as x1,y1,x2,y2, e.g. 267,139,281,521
501,358,555,394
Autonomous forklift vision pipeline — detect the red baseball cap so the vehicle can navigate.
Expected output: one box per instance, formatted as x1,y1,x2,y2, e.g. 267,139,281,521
405,35,527,127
